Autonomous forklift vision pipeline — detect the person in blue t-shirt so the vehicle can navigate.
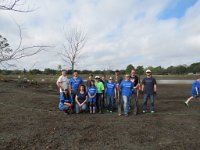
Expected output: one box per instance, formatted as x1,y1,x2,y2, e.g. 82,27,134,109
106,77,116,112
185,76,200,107
141,69,157,113
120,74,134,116
75,85,88,113
59,89,73,114
88,80,98,114
69,71,84,110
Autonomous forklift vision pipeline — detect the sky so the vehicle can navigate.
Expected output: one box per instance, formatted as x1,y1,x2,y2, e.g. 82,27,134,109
0,0,200,70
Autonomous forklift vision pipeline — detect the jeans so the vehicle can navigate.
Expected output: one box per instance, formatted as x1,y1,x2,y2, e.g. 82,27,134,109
71,89,78,109
122,96,131,115
143,94,155,111
75,103,87,114
106,95,114,111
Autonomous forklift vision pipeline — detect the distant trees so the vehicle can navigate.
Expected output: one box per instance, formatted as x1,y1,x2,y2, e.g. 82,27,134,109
126,64,134,74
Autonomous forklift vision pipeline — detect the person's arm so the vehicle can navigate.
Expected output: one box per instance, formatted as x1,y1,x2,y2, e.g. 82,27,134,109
56,77,64,91
75,95,81,106
154,78,157,93
196,87,199,95
81,95,88,105
114,87,117,98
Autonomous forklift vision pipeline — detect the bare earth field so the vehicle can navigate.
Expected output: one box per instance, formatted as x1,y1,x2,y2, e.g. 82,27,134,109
0,80,200,150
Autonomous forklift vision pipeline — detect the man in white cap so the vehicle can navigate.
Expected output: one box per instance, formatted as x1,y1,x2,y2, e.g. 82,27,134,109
141,69,157,113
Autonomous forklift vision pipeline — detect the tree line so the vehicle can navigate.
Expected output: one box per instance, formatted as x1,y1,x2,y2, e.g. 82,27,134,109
0,62,199,75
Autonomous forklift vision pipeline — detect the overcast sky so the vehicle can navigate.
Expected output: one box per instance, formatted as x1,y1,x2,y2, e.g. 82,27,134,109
0,0,200,70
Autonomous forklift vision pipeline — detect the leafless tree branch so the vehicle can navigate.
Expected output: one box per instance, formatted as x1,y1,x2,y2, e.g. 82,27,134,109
62,27,87,71
0,0,37,12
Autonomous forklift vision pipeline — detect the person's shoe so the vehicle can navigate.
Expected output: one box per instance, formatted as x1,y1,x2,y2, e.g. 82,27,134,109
107,110,109,112
143,110,147,113
124,114,128,117
110,110,113,113
151,111,155,113
118,113,122,116
184,102,189,107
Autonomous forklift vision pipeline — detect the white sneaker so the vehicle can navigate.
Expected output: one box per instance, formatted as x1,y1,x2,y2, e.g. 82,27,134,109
151,111,155,113
143,110,146,113
184,102,189,107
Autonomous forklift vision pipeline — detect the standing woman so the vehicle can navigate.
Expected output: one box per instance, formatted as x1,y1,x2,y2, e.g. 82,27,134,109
75,85,88,114
120,74,134,116
95,76,105,113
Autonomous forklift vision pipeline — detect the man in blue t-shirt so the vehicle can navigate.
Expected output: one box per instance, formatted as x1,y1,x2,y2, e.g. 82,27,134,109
185,76,200,106
106,77,116,112
141,69,157,113
120,74,134,116
69,71,84,109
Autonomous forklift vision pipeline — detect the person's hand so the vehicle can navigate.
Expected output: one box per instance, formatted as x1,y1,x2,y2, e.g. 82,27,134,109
69,104,73,107
154,91,157,96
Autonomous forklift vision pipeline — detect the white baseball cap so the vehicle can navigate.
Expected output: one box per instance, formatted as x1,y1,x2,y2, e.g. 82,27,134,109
146,69,152,73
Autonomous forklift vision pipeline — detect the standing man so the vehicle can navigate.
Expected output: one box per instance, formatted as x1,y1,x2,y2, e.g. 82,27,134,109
120,74,134,117
69,70,84,110
95,76,105,113
130,69,140,115
142,69,157,113
56,69,69,95
114,70,123,116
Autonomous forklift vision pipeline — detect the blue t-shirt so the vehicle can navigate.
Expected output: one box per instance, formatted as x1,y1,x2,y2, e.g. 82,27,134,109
69,77,83,90
76,91,87,103
120,80,134,96
192,80,200,95
59,93,72,110
88,86,98,102
142,77,157,94
106,82,116,96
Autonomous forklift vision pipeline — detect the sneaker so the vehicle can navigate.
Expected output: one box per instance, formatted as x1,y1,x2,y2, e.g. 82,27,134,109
184,102,189,107
106,110,109,112
124,114,128,117
143,110,147,113
110,110,113,113
151,111,155,113
118,113,122,116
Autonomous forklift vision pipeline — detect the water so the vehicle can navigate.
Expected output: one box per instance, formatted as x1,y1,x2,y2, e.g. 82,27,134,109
157,80,193,85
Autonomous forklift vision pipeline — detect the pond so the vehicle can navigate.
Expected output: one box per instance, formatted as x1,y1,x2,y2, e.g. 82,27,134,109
157,80,193,85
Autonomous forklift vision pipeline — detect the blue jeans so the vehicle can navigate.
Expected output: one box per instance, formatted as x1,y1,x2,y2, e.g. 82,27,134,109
122,96,131,115
143,94,155,111
106,95,114,111
75,103,87,114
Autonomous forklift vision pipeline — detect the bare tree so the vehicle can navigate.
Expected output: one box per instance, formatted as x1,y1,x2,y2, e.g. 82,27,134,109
0,24,50,68
0,0,35,12
62,28,87,71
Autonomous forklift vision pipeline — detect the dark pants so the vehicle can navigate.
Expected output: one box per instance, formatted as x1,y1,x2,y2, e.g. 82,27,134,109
132,89,139,113
71,89,78,111
96,93,103,113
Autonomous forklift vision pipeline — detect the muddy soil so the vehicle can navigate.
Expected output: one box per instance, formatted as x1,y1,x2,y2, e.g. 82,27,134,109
0,80,200,150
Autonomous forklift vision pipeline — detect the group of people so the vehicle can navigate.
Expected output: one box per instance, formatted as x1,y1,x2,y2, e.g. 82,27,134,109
56,69,158,116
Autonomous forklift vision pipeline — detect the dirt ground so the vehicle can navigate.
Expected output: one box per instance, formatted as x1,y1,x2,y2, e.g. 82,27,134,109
0,80,200,150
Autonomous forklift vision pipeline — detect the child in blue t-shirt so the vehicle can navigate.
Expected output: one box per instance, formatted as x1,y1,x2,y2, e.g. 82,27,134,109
88,80,98,113
185,76,200,107
59,89,73,113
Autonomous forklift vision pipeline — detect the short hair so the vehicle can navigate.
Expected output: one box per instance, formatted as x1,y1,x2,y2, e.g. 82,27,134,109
115,70,119,73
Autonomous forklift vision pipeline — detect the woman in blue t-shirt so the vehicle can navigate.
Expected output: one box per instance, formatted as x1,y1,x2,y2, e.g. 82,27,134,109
59,89,73,114
88,80,98,114
75,85,88,113
185,76,200,107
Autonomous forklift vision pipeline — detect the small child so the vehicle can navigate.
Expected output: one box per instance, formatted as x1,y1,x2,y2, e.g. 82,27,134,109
88,80,98,113
59,89,73,113
185,76,200,107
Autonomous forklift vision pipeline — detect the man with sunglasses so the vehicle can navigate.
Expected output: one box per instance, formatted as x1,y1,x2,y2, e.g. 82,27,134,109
141,69,157,113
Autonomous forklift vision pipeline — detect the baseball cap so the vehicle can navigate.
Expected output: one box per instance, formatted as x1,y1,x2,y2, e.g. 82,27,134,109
146,69,151,73
95,76,100,79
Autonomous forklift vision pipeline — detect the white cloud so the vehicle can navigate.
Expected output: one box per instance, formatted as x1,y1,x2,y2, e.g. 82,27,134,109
0,0,200,70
